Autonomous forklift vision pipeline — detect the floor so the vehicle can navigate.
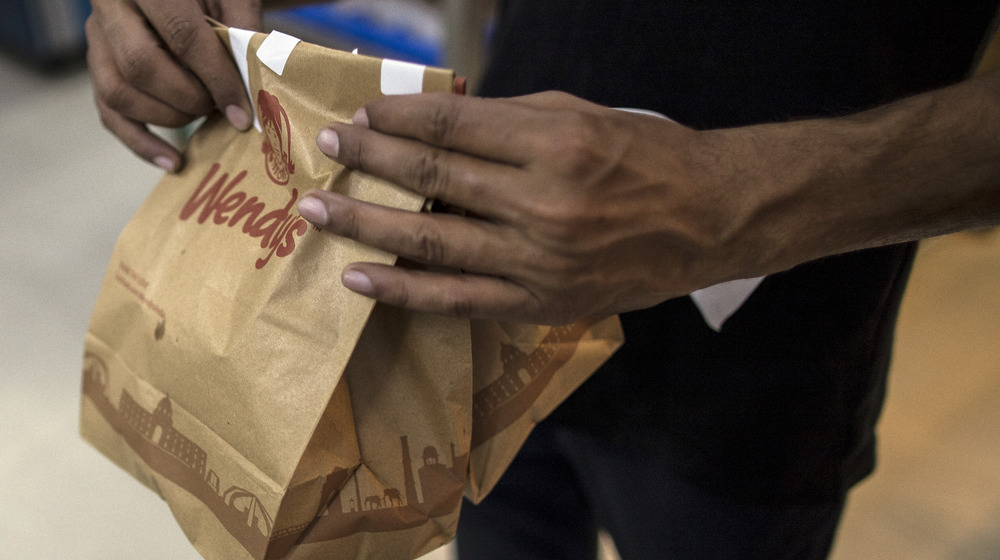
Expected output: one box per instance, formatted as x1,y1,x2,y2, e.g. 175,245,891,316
2,49,1000,560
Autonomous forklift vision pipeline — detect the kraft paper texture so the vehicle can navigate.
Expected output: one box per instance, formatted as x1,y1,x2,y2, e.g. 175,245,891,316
80,24,622,560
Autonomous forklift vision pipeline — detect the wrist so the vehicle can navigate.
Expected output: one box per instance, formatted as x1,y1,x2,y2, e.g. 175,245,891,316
710,75,1000,275
686,124,820,280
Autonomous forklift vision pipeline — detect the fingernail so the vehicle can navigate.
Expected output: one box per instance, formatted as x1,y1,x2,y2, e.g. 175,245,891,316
353,108,369,128
342,269,374,295
297,196,328,224
226,105,251,130
154,156,177,173
316,128,340,158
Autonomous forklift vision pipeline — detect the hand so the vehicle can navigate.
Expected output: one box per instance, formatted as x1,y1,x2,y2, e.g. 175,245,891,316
297,92,770,325
86,0,262,171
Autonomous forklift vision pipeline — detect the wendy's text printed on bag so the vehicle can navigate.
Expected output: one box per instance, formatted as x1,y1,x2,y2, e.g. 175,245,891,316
180,163,309,269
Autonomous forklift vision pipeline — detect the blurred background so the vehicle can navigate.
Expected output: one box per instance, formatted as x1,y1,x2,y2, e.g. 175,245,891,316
2,1,1000,559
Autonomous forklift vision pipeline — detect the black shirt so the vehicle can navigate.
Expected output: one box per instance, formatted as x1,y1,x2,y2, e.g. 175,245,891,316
478,0,997,505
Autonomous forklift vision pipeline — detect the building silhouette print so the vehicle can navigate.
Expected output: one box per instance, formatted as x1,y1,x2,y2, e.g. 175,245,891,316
118,393,207,477
81,319,597,558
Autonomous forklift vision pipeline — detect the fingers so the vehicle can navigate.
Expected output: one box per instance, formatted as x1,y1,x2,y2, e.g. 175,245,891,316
303,92,682,323
319,91,624,215
87,17,196,128
137,0,252,129
87,0,263,169
316,126,527,220
88,0,253,131
95,98,182,172
87,15,183,170
296,188,557,321
297,190,521,277
354,94,560,166
338,263,543,322
89,4,214,117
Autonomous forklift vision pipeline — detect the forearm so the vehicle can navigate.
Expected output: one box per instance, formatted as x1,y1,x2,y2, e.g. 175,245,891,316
287,76,999,323
728,70,1000,275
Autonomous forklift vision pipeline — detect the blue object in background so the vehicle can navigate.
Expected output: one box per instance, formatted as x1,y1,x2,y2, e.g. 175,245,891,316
272,3,443,66
0,0,441,68
0,0,91,65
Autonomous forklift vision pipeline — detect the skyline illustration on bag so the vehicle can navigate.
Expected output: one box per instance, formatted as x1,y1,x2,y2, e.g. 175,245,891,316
83,316,600,559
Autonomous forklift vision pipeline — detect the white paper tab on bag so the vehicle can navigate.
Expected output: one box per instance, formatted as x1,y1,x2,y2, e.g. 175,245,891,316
228,27,261,132
690,277,765,332
257,30,301,76
380,59,426,95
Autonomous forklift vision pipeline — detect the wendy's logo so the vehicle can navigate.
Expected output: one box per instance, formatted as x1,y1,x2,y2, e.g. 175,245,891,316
258,90,295,185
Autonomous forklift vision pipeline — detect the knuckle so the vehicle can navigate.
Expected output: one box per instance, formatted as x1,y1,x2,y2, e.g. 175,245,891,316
529,197,592,246
118,44,154,85
379,278,411,309
163,14,198,58
408,150,448,198
350,135,370,172
329,199,361,238
549,113,606,176
433,281,473,318
445,294,474,318
101,80,135,113
425,102,457,145
542,250,587,287
343,208,362,240
406,221,447,264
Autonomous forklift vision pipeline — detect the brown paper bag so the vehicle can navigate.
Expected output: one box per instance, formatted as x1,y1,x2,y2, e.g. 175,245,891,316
80,24,622,560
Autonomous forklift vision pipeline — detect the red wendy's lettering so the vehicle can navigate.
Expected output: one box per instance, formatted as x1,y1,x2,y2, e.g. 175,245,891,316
179,163,308,269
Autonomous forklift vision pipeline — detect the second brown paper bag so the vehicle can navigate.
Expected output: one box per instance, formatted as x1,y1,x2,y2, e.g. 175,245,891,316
80,24,622,560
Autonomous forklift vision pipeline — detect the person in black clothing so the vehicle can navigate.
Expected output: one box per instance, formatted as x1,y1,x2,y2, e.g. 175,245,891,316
85,0,1000,558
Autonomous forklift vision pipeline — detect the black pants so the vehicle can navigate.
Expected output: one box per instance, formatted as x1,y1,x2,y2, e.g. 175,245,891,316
456,423,845,560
